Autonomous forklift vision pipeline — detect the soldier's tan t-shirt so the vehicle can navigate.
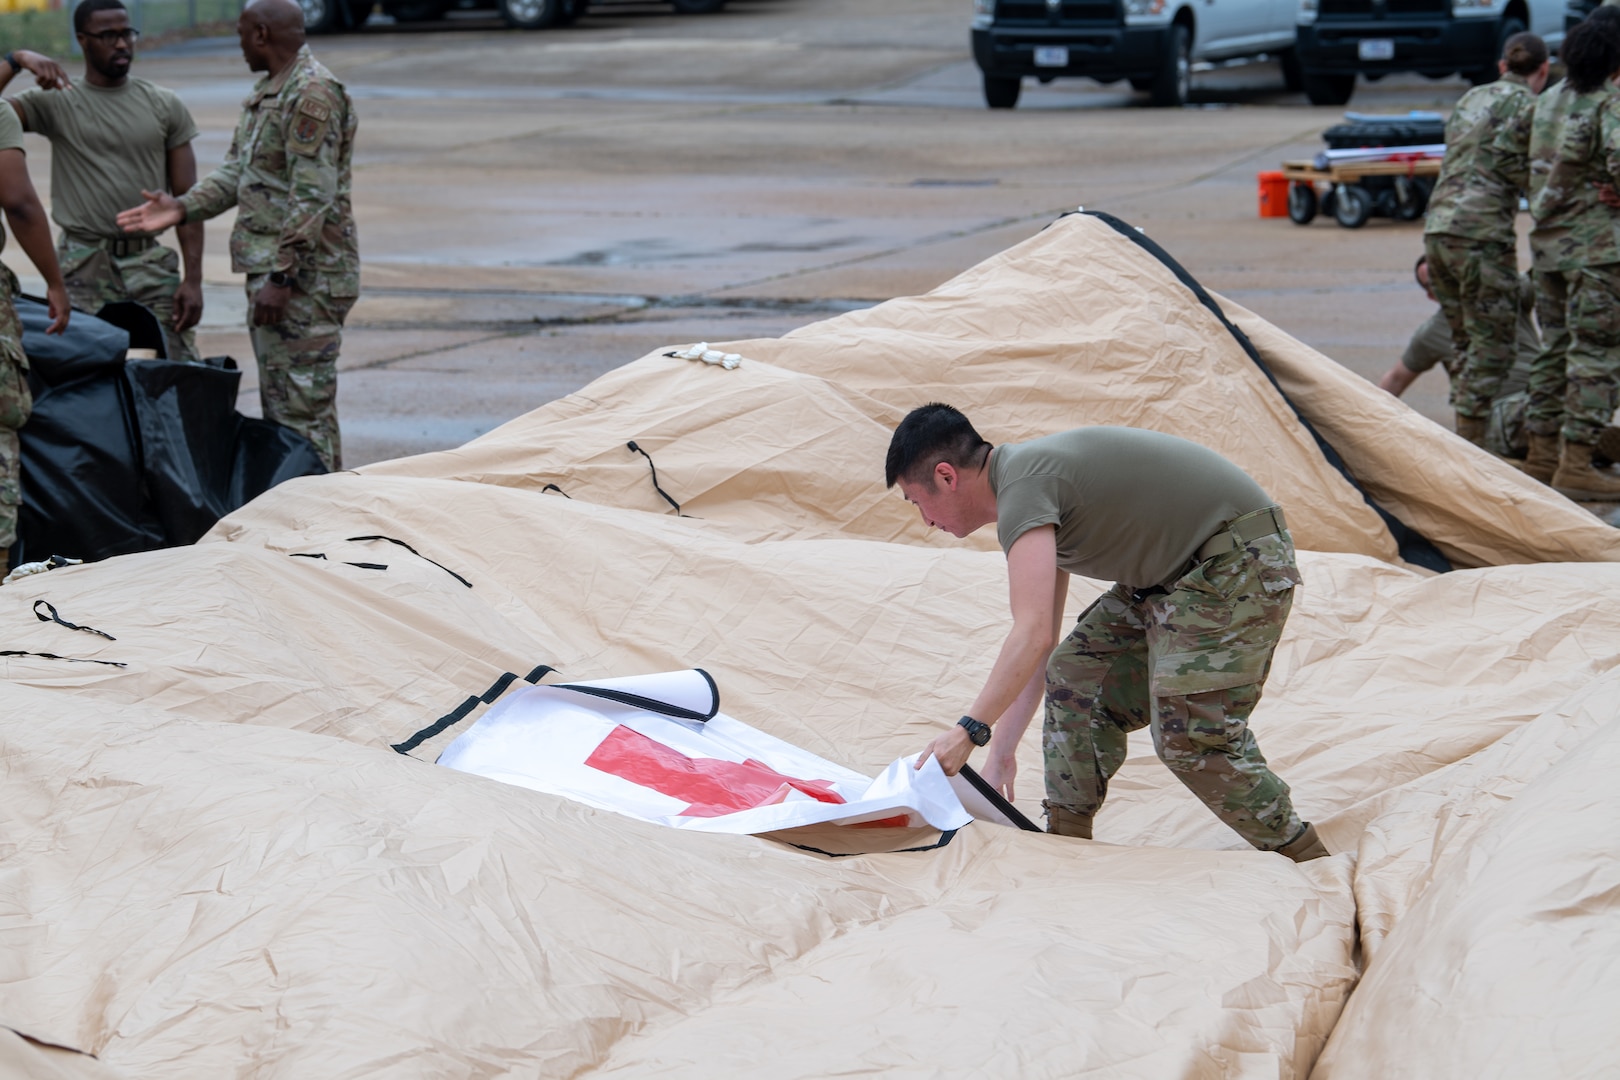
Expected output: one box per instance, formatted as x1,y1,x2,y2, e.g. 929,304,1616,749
14,77,197,238
990,427,1273,588
0,104,23,254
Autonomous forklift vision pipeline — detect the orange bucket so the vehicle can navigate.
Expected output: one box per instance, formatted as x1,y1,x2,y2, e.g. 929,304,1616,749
1257,171,1289,218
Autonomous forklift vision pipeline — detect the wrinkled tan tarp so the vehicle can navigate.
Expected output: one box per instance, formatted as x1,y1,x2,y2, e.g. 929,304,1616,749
1,214,1615,1078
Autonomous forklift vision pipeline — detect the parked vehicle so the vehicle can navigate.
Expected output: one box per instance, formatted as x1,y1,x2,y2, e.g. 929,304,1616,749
970,0,1306,109
299,0,724,34
1294,0,1565,106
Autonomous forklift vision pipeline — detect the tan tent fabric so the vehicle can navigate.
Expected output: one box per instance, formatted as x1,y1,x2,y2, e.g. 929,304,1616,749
2,212,1617,1077
0,1029,125,1080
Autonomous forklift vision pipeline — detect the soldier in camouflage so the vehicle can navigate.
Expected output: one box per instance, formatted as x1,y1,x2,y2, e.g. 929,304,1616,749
1523,9,1620,499
1423,32,1548,447
0,101,70,573
887,406,1327,862
116,0,357,471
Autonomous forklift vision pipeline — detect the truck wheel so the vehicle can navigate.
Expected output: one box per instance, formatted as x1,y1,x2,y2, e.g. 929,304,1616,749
556,0,587,22
1149,24,1191,107
1302,71,1356,106
1469,16,1525,84
1278,47,1304,92
670,0,727,11
1333,184,1373,228
1288,183,1318,225
983,74,1021,109
300,0,349,33
500,0,560,27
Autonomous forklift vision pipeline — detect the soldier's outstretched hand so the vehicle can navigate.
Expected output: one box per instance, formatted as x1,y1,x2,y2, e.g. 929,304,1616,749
44,281,69,335
116,190,185,235
11,50,70,91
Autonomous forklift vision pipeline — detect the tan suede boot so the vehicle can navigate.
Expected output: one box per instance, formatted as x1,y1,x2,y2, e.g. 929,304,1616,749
1552,441,1620,501
1275,822,1329,863
1043,802,1093,839
1455,414,1488,447
1520,433,1561,484
1596,425,1620,467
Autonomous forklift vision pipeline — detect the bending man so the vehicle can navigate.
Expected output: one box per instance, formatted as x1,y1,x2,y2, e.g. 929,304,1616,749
889,406,1325,861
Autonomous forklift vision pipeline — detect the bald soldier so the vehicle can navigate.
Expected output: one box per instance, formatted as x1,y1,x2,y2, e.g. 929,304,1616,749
891,406,1327,862
0,0,204,363
118,0,357,471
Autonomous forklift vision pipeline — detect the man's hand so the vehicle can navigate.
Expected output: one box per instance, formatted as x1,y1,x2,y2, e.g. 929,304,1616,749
915,723,975,777
173,278,203,331
978,750,1017,801
252,278,291,326
12,50,70,90
116,190,185,235
1598,183,1620,210
44,281,69,335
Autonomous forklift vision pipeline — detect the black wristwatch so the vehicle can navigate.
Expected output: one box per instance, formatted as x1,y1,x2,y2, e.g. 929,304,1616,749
957,715,992,746
268,270,294,288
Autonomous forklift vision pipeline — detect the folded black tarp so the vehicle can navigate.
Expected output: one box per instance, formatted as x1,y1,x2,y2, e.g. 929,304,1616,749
13,298,325,567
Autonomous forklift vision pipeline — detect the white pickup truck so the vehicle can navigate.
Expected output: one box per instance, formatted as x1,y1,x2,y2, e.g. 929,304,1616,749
970,0,1566,108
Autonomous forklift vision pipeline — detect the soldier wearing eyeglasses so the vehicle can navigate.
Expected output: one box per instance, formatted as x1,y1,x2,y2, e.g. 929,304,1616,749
0,0,203,364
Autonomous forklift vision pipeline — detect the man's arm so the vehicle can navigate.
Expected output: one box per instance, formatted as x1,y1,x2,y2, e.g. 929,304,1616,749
916,525,1060,777
976,561,1069,800
0,50,70,99
1377,361,1420,396
166,141,204,333
0,147,68,333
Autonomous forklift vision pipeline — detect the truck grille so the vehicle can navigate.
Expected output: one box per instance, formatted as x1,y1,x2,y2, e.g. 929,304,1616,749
996,0,1117,19
1318,0,1448,14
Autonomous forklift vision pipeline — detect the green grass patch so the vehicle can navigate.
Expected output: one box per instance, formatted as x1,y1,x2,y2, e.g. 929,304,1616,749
0,9,75,56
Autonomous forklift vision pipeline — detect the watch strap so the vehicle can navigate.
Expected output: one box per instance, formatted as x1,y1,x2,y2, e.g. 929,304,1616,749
957,714,992,746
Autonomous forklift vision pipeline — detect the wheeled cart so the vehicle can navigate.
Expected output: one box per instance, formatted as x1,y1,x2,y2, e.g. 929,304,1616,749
1281,157,1442,229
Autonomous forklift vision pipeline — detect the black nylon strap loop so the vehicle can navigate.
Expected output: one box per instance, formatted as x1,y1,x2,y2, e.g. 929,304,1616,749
391,663,555,755
0,649,127,668
626,441,683,516
33,600,116,641
345,535,473,588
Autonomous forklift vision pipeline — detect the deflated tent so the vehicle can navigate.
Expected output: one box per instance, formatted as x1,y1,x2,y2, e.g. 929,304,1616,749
0,212,1616,1078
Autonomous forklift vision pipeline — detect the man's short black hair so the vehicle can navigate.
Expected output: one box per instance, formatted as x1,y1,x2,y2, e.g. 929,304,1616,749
74,0,128,35
885,403,992,489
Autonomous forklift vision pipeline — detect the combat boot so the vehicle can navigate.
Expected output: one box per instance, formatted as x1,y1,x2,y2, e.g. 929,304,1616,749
1043,802,1093,839
1552,441,1620,501
1274,822,1329,863
1455,414,1488,447
1520,433,1561,484
1596,425,1620,467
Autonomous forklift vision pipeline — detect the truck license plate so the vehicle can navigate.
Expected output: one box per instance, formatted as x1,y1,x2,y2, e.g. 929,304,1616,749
1034,46,1070,67
1357,38,1395,61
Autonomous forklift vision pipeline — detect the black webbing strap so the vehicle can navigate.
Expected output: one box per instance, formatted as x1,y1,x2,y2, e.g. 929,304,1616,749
289,553,390,571
626,441,684,515
958,765,1042,831
0,649,127,668
541,483,572,498
788,828,960,858
33,600,116,641
1072,210,1451,573
391,663,555,755
553,667,720,722
346,535,473,588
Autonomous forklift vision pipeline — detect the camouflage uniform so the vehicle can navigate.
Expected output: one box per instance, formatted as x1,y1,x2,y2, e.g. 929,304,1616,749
0,263,30,556
1043,523,1304,851
178,45,358,471
56,235,196,363
1526,78,1620,447
1424,72,1536,421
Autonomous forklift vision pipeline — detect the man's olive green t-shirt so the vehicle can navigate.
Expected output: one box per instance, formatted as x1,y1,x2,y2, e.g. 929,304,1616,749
15,77,197,238
990,427,1273,588
0,104,24,253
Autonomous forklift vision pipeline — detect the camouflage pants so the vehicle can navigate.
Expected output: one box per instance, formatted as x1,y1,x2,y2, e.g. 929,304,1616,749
58,236,197,364
246,275,354,472
1043,529,1304,851
0,289,31,555
1425,233,1521,420
1528,264,1620,445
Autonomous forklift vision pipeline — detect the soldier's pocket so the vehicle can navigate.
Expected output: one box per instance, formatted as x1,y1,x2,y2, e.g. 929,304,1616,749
0,356,33,431
1149,551,1292,697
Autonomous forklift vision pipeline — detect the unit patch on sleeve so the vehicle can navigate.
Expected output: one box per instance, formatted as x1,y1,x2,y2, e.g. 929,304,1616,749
289,97,333,156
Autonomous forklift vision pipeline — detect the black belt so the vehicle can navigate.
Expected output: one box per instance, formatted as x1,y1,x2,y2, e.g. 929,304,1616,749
65,233,156,259
1128,506,1288,605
